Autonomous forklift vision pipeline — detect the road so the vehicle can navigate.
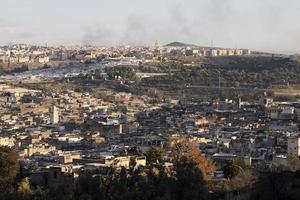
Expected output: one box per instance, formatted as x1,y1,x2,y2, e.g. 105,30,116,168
142,83,271,92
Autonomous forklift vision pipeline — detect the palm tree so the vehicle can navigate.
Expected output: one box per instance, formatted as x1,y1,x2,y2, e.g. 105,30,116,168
223,159,243,179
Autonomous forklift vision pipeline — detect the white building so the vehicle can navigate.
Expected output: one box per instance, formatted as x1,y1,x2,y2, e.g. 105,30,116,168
18,56,30,63
38,56,50,63
49,105,59,124
287,137,300,156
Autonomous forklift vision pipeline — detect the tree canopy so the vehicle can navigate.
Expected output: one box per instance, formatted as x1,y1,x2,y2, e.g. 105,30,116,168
145,147,164,165
0,147,19,188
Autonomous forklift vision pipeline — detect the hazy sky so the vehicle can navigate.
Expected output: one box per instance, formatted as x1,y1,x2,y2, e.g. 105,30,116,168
0,0,299,53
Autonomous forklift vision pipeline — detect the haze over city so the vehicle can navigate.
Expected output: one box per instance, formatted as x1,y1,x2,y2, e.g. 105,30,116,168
1,0,300,53
1,1,300,200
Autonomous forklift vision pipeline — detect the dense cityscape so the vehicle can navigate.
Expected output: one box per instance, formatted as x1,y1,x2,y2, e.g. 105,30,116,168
1,1,300,200
0,41,300,200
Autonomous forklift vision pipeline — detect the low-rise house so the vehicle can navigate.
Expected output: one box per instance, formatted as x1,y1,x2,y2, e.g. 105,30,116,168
0,137,15,147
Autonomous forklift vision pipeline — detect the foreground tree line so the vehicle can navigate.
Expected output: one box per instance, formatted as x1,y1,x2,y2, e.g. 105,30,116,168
1,139,300,200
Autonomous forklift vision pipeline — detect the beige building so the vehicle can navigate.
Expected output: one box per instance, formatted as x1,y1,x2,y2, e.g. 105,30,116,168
24,144,56,157
38,56,50,63
18,56,30,63
0,137,15,147
288,137,300,156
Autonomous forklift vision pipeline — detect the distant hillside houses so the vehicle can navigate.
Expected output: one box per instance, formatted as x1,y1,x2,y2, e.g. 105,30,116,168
0,49,50,64
161,46,251,57
0,43,252,68
163,42,251,57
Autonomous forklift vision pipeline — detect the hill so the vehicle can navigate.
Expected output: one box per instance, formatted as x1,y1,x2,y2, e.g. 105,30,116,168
165,41,198,47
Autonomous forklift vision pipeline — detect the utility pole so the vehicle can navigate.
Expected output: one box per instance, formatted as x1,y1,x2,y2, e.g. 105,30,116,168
216,70,221,110
218,70,221,89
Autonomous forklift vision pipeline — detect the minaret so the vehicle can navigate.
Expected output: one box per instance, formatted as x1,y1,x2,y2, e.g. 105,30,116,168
119,124,123,134
238,96,242,109
154,40,159,49
49,105,59,124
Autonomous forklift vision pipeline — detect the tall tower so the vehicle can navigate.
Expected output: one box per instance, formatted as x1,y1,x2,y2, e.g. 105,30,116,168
119,124,123,134
49,105,59,124
238,96,242,109
154,40,159,49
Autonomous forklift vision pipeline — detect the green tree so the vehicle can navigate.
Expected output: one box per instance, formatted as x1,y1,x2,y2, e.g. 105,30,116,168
175,157,208,200
76,174,106,200
251,171,300,200
223,159,243,180
0,147,19,199
31,187,50,200
145,147,164,165
0,147,19,189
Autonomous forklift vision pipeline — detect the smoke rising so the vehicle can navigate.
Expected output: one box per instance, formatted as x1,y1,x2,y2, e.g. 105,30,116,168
1,0,300,53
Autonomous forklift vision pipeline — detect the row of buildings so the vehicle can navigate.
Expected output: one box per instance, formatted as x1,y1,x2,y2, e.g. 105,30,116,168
0,43,252,67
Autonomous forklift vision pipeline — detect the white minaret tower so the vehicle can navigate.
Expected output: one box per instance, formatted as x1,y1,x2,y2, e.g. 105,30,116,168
49,105,59,124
